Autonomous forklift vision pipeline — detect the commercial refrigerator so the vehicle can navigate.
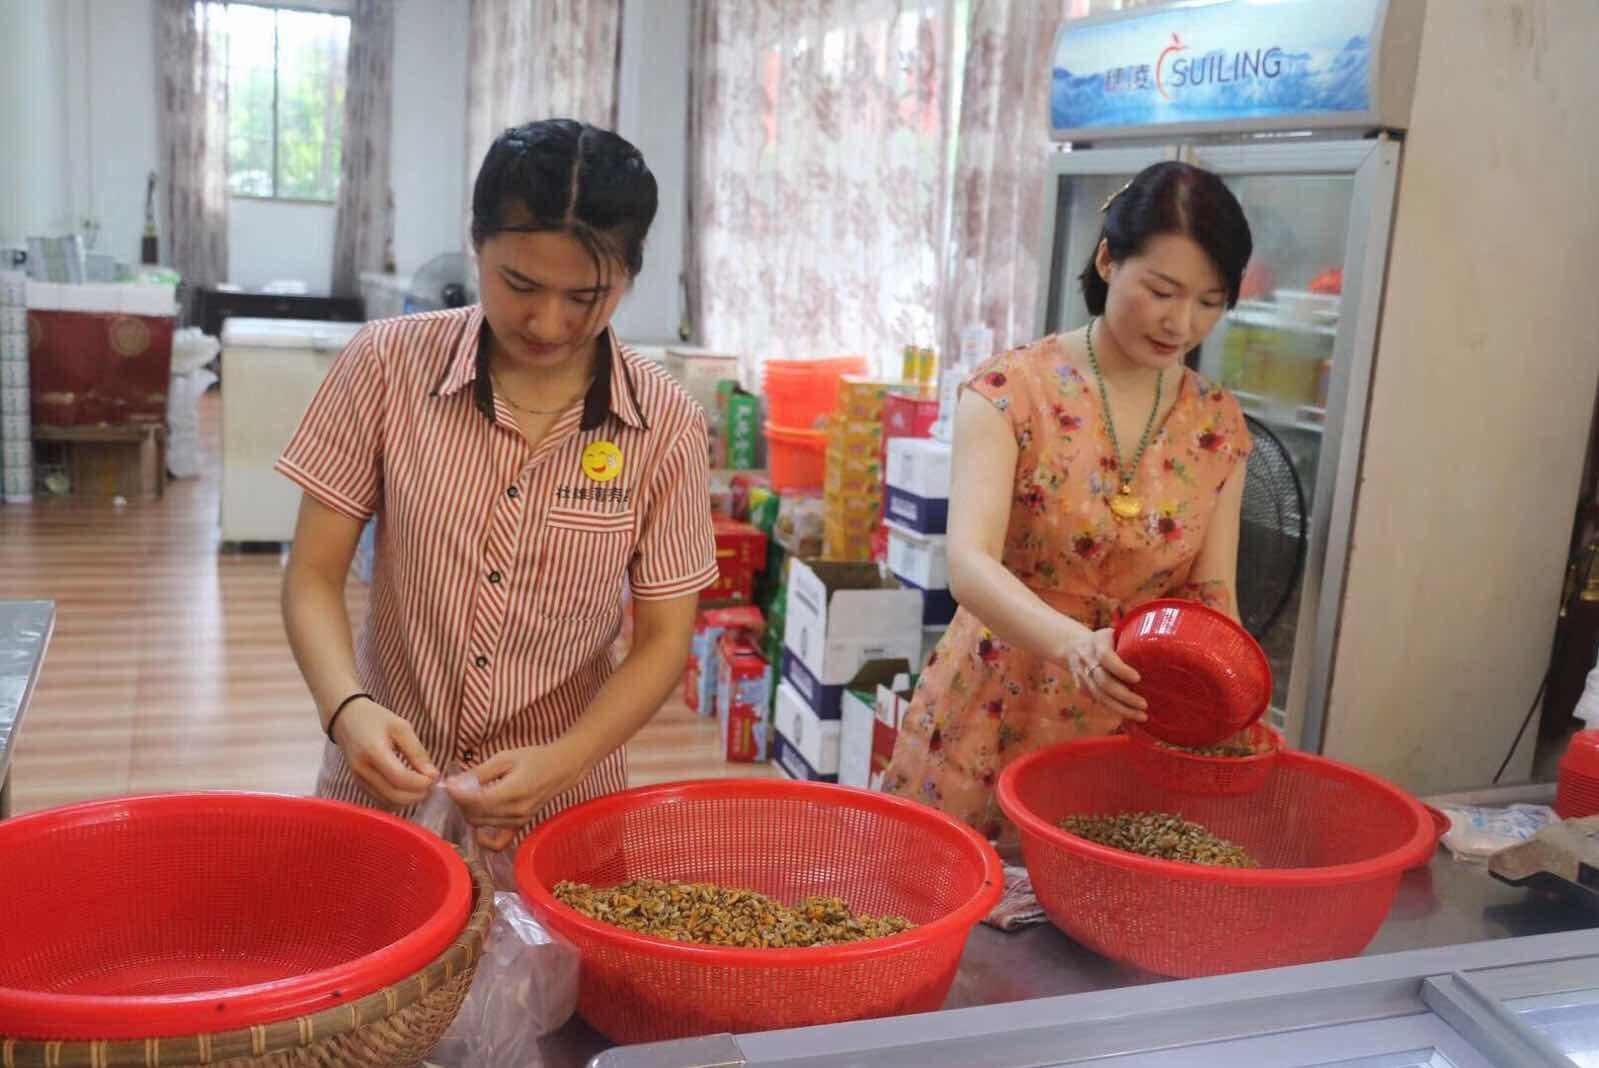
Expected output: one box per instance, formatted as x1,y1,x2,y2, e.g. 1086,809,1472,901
219,318,362,545
1032,0,1425,753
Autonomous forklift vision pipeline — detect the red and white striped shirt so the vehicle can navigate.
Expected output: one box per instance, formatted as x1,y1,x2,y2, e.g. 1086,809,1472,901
277,305,716,826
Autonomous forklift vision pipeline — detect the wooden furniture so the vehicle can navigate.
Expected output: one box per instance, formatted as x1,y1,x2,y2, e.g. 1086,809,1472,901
191,288,363,343
33,424,166,500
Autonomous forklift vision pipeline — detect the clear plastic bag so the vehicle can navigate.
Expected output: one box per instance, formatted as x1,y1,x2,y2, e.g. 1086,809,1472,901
415,776,580,1066
1436,802,1559,862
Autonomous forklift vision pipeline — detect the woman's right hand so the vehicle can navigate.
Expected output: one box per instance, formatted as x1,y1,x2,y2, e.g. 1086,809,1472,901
330,698,440,806
1059,623,1148,722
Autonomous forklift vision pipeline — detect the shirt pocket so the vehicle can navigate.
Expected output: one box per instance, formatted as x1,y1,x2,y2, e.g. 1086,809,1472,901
537,507,637,620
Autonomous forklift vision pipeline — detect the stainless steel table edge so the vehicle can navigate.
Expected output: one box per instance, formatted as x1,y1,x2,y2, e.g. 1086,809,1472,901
0,600,56,819
591,928,1599,1068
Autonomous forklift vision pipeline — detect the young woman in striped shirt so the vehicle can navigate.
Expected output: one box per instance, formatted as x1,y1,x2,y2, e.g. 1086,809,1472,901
279,120,717,852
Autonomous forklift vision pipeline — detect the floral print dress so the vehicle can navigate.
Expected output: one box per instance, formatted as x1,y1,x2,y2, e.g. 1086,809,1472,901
882,334,1253,841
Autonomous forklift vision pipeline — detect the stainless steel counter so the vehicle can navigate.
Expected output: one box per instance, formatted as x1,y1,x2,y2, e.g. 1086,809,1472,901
0,601,54,819
537,784,1594,1068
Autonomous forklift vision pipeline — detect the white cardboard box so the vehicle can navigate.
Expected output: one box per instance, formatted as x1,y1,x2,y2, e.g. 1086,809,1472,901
774,679,841,776
772,733,835,782
886,521,949,590
885,438,952,534
664,347,739,415
838,660,914,790
782,560,923,720
885,437,952,499
871,672,918,791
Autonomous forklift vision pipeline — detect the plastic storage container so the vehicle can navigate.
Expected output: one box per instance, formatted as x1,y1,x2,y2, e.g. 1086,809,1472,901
765,422,829,491
764,356,869,430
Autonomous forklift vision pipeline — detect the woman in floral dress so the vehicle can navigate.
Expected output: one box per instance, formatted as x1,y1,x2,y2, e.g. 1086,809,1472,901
884,162,1256,844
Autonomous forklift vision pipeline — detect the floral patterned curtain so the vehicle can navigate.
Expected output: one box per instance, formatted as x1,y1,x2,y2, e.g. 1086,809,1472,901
464,0,623,219
940,0,1067,361
686,0,959,368
332,0,397,298
156,0,229,289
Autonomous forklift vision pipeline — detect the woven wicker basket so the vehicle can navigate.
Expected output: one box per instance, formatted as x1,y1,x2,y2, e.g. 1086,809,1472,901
1,851,493,1068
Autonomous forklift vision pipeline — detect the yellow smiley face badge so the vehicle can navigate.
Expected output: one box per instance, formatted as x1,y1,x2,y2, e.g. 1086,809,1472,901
581,440,624,483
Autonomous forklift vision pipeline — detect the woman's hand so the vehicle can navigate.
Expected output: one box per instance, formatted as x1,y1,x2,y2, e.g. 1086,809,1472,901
446,743,583,852
1058,623,1147,722
331,698,439,806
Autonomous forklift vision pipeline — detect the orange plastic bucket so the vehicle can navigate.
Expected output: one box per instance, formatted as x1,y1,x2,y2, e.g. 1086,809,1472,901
764,423,828,491
763,356,869,430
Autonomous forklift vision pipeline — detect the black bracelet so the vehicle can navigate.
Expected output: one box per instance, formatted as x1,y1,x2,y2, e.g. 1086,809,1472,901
326,691,373,742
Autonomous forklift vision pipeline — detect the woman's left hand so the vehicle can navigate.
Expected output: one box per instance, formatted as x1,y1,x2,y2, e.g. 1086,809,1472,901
446,743,584,851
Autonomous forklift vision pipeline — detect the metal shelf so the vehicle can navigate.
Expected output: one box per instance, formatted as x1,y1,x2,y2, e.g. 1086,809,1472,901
1233,390,1326,436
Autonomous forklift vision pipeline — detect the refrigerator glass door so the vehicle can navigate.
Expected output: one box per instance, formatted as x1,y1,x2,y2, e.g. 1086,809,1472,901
1185,139,1401,751
1045,1013,1494,1068
1036,147,1177,337
1507,989,1599,1067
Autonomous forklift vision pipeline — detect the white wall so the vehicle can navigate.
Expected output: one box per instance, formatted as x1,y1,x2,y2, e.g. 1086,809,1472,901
227,199,338,292
611,0,691,345
390,0,469,276
73,0,160,266
1324,0,1599,792
3,0,469,293
0,1,74,244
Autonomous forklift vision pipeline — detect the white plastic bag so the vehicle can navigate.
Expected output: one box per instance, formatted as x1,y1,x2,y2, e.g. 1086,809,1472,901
165,368,216,478
170,327,220,374
414,777,581,1066
1437,802,1559,862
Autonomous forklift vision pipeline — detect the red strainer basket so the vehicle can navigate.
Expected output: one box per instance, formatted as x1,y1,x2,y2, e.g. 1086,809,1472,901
515,779,1003,1044
1126,720,1283,797
0,793,472,1040
1116,598,1272,748
997,737,1432,978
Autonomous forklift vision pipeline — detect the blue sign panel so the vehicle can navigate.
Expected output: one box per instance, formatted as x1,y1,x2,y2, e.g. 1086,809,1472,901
1052,0,1384,136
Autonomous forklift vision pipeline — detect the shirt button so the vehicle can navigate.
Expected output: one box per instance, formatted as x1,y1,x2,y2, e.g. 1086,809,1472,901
462,748,476,763
507,485,520,500
488,570,503,585
474,654,488,669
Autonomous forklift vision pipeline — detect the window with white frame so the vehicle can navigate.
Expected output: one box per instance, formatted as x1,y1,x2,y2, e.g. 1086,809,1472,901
223,3,350,202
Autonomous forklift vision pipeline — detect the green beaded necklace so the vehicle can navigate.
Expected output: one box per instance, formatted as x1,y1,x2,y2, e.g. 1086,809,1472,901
1085,317,1163,521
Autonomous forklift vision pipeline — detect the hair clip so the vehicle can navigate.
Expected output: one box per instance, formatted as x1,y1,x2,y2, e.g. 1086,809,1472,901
1100,179,1133,214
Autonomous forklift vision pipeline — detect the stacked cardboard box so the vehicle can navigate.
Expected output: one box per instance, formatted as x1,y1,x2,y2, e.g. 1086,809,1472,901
836,660,913,789
716,633,773,763
773,561,921,782
822,378,898,561
704,517,767,605
684,605,764,716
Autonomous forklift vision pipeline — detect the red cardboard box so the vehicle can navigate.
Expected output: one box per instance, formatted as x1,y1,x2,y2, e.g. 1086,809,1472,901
882,392,939,442
704,517,768,603
730,472,772,522
716,633,772,763
684,605,765,713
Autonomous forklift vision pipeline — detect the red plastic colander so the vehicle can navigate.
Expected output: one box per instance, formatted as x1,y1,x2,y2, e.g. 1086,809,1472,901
1126,720,1283,797
515,779,1003,1044
1115,598,1272,748
0,793,472,1040
1410,804,1452,871
997,737,1432,978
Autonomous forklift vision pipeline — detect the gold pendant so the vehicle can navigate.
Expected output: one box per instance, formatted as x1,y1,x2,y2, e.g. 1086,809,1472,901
1110,491,1143,520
